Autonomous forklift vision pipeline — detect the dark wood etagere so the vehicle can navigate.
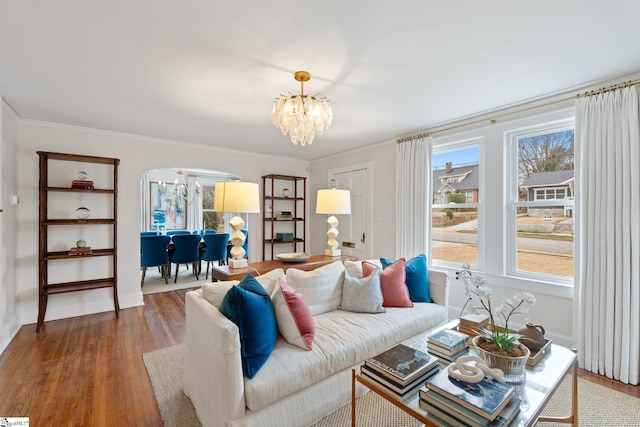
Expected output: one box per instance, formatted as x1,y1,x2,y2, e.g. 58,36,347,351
37,151,120,332
262,174,306,260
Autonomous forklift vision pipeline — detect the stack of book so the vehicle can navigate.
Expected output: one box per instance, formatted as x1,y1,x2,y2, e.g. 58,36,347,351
420,369,521,426
427,328,470,366
361,343,440,401
458,313,490,336
69,246,92,256
71,179,94,189
275,211,293,220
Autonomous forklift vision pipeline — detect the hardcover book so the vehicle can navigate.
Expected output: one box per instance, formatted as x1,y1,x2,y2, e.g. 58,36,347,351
420,398,488,427
420,387,490,426
424,369,514,420
427,342,470,358
428,328,469,353
361,363,439,395
364,343,434,386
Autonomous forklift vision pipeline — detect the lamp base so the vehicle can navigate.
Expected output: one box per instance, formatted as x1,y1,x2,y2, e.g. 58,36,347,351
228,258,248,269
325,249,341,257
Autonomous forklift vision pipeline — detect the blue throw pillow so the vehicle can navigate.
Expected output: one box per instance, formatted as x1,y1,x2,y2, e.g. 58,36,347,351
380,254,432,303
219,273,278,379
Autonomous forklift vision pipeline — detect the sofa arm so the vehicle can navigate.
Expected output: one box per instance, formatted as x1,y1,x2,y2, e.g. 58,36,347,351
428,269,450,311
183,289,245,427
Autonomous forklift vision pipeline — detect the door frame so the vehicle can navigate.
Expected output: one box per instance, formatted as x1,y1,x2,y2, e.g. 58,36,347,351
328,161,373,260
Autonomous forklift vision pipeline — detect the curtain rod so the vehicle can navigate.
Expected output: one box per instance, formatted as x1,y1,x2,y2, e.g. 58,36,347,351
396,78,640,144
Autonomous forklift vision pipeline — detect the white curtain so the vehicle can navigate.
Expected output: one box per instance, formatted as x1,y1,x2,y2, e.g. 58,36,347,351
188,175,203,232
396,136,432,258
574,86,640,385
140,173,150,231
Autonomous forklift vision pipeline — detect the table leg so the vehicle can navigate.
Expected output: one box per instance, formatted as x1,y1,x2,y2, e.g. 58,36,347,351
351,368,356,427
537,359,578,426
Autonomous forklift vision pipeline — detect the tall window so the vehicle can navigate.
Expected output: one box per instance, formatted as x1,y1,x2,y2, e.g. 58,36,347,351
201,183,224,232
431,142,481,266
507,121,574,281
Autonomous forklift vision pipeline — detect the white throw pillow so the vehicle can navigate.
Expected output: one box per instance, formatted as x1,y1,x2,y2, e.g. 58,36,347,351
254,268,286,297
271,278,315,350
202,281,239,308
285,261,345,315
201,268,285,308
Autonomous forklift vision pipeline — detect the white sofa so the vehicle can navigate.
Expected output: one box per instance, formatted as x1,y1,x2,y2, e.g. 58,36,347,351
183,260,449,427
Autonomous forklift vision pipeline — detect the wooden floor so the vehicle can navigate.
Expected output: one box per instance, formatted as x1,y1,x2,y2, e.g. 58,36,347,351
0,289,638,425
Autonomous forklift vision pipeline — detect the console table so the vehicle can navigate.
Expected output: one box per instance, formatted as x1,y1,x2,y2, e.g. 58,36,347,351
210,254,357,281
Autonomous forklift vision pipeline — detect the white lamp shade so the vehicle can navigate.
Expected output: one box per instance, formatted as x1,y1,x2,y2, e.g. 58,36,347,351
213,181,260,213
316,188,351,215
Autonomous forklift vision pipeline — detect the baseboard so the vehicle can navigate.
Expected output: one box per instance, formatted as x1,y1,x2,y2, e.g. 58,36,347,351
0,315,21,356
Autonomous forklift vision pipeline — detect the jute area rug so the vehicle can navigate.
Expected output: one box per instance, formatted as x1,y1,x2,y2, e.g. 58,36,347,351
143,344,640,427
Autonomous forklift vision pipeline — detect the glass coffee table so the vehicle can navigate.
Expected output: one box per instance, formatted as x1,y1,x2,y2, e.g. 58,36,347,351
351,321,578,426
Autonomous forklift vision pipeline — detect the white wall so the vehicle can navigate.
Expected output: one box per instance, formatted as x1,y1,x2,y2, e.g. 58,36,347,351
16,120,309,326
310,140,397,260
0,100,20,353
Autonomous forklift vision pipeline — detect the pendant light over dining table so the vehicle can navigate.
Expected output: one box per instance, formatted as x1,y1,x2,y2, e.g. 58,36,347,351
271,71,333,146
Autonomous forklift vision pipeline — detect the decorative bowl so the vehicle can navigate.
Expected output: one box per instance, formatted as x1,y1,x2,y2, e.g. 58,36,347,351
75,207,91,219
276,252,311,263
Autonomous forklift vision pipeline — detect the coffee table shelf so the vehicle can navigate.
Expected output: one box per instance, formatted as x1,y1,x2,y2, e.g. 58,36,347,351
351,320,578,426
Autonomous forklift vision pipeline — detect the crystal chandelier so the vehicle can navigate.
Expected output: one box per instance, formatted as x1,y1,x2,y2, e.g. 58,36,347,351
158,169,200,205
271,71,333,146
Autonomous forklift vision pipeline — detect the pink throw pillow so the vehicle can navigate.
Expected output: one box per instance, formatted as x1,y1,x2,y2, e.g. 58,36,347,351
272,278,316,350
363,259,413,308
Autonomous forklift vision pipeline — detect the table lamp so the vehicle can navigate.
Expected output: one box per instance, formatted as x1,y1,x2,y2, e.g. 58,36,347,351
315,188,351,257
214,181,260,268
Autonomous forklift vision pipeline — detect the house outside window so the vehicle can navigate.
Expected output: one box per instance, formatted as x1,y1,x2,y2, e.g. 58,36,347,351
431,143,481,266
507,121,574,281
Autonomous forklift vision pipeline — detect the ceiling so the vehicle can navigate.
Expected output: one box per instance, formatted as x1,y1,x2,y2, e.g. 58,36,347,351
2,1,640,161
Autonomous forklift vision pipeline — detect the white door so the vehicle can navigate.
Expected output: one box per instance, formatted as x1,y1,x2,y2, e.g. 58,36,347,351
329,163,371,260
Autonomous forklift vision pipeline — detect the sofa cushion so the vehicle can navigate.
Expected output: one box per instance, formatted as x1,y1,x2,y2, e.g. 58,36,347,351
340,268,385,313
344,259,382,278
363,260,413,308
243,302,447,412
285,261,345,315
272,278,315,350
219,274,278,379
381,254,432,303
201,268,285,308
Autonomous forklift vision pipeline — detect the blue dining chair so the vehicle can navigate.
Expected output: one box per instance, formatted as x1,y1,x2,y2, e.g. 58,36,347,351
167,230,192,237
201,233,230,280
193,229,217,237
140,235,171,287
140,231,159,236
170,234,202,283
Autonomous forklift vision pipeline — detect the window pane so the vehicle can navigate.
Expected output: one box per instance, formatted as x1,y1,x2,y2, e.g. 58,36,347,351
432,146,480,265
516,128,574,278
432,207,478,265
514,208,574,277
202,185,215,210
201,184,224,231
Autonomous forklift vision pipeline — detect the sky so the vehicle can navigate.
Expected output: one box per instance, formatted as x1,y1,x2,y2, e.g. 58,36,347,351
433,146,479,169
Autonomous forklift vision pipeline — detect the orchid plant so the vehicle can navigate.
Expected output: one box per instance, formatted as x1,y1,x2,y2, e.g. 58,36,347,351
456,263,537,353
